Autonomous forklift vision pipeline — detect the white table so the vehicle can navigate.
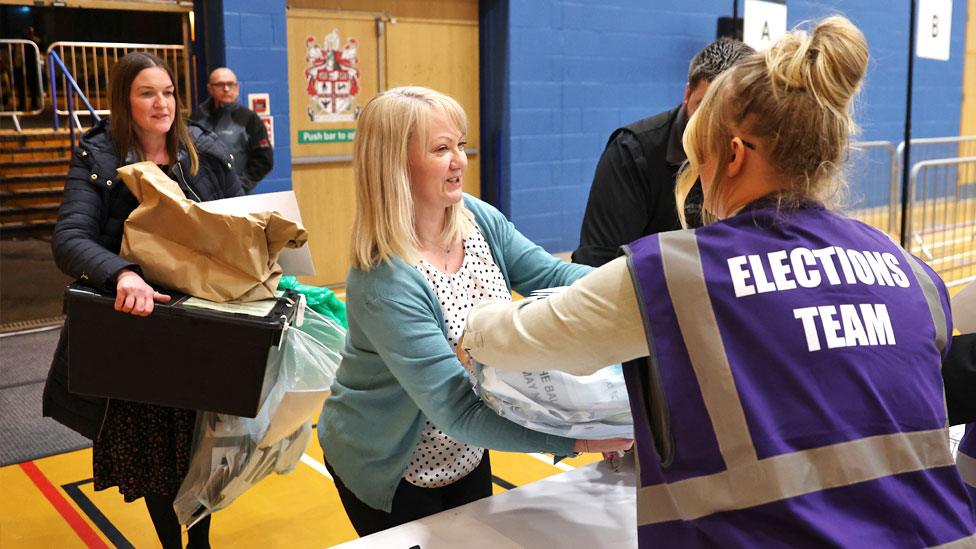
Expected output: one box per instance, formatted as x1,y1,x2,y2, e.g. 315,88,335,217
333,456,637,548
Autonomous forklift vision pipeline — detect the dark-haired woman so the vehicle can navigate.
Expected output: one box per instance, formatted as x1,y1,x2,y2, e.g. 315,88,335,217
43,52,242,548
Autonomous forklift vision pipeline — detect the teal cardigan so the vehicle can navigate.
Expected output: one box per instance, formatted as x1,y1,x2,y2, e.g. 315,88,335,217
318,195,593,512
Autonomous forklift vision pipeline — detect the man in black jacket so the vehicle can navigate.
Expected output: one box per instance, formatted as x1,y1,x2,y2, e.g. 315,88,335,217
573,38,754,267
946,333,976,426
191,67,273,193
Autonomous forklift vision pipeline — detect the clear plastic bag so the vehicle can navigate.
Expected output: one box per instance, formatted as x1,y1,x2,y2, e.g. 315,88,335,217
174,309,345,526
473,362,633,439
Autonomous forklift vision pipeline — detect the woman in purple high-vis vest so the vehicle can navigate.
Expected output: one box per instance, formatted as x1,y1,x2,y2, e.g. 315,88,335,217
461,16,976,548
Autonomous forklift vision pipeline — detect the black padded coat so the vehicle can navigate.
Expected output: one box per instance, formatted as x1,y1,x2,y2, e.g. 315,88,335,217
43,119,243,439
191,97,273,193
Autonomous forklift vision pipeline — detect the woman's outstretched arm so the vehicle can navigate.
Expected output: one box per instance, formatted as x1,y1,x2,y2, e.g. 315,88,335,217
464,256,649,376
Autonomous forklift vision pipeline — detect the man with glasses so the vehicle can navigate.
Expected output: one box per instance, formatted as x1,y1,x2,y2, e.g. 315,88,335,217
192,67,273,193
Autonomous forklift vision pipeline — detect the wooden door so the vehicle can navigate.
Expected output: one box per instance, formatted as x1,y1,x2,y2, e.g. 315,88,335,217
286,2,479,286
287,10,378,286
386,17,481,198
961,0,976,140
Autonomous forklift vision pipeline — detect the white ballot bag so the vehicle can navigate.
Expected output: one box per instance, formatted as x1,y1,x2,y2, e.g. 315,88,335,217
471,287,633,439
951,282,976,334
473,362,633,439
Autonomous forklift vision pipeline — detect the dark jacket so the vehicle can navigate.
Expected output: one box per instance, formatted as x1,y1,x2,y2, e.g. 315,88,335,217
945,333,976,426
43,119,243,439
191,97,273,193
572,106,703,268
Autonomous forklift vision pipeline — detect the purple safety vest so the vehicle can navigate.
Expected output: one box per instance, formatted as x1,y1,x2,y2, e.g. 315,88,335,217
960,426,976,502
623,204,976,547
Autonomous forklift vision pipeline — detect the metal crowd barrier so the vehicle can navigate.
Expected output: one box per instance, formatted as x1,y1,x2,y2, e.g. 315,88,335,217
846,140,898,237
0,39,45,132
844,137,976,248
898,136,976,168
45,41,190,120
906,156,976,288
48,50,102,150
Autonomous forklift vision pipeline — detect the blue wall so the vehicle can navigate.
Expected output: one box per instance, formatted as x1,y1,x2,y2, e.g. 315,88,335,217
221,0,291,194
208,1,967,244
501,0,969,252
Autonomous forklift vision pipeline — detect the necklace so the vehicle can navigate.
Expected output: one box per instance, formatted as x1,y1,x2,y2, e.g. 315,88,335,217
421,237,453,271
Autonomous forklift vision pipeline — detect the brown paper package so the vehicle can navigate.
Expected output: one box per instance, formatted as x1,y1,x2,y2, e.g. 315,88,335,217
116,161,309,302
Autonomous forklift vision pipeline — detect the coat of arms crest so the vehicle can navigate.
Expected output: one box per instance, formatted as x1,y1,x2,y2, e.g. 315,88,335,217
304,29,360,122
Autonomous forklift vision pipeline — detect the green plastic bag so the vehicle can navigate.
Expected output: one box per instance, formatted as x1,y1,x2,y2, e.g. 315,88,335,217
277,276,347,328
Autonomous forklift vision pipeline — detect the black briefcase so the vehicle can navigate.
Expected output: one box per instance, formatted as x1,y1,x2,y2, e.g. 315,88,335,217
65,282,300,417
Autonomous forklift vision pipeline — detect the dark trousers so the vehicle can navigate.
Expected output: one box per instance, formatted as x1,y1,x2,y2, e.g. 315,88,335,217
324,450,493,537
144,494,211,549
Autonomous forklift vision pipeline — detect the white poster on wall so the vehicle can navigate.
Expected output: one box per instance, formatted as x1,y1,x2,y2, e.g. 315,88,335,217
744,0,788,51
917,0,953,61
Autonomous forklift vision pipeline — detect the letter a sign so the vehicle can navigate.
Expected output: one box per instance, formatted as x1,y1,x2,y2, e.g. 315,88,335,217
744,0,787,51
917,0,952,61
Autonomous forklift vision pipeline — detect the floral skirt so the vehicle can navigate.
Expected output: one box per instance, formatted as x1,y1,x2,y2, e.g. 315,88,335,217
92,399,197,502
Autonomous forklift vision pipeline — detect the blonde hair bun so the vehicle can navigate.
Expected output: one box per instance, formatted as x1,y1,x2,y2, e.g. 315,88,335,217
675,15,871,223
765,16,868,116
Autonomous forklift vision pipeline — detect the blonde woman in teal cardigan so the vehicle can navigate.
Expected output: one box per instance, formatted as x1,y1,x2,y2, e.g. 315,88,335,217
318,86,632,535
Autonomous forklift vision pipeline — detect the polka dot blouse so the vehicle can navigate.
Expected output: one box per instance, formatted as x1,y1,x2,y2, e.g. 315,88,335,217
404,225,513,488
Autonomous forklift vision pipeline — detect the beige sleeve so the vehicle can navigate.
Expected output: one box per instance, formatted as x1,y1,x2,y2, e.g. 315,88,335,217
464,256,650,376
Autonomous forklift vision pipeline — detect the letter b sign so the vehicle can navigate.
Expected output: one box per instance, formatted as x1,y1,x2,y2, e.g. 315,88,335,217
916,0,952,61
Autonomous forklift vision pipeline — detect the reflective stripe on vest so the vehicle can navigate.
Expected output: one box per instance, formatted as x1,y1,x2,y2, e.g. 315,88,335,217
929,532,976,548
959,452,976,489
894,246,947,353
660,230,757,468
960,428,976,490
635,229,957,527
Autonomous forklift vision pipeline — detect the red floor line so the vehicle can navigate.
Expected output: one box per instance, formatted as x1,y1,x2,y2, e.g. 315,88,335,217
19,461,109,549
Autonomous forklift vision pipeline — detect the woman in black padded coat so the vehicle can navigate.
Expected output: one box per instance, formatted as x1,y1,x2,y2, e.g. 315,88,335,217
43,52,241,549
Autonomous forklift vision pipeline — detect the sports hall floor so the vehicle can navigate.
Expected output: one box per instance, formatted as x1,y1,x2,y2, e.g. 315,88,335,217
1,429,602,548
